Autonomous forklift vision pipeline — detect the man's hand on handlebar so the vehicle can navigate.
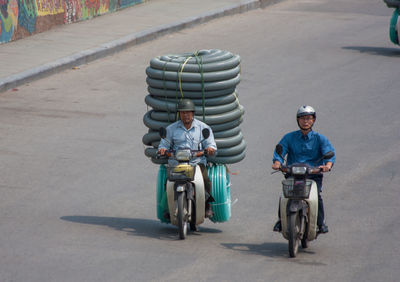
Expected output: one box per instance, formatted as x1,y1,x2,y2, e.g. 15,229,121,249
205,147,216,156
319,162,332,173
272,161,281,170
157,148,172,158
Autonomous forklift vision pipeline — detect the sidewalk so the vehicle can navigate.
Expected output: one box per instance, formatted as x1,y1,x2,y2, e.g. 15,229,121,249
0,0,276,93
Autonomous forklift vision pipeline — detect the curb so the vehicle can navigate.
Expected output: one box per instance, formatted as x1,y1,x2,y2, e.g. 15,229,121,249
0,0,277,93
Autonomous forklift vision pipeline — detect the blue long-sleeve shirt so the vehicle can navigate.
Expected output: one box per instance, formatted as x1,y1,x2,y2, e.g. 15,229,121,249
158,119,217,166
273,130,336,167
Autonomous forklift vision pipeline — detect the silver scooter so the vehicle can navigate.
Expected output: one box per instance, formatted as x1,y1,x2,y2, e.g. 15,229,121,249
158,127,211,239
274,144,334,257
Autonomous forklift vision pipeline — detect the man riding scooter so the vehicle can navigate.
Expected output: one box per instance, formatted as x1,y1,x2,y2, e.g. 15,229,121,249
272,105,336,234
157,99,217,218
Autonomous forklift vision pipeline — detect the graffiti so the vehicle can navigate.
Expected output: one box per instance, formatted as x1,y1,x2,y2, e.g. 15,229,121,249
37,0,63,15
80,0,98,18
108,0,116,12
120,0,140,9
0,0,18,43
17,0,37,34
65,0,80,23
0,0,10,17
0,0,144,43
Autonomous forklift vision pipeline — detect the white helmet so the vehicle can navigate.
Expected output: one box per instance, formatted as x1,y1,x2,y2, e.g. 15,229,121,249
296,105,316,119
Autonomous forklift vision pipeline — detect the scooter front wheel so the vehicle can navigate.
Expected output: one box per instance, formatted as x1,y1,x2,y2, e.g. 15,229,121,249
301,237,308,249
189,200,197,231
288,213,300,257
301,216,308,249
177,192,188,239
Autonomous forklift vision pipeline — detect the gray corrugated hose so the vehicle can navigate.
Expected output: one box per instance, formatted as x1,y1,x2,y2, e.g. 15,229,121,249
384,0,400,8
142,49,246,164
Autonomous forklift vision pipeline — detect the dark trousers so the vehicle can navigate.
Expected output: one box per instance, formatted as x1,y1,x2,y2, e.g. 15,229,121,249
198,163,212,200
309,175,325,226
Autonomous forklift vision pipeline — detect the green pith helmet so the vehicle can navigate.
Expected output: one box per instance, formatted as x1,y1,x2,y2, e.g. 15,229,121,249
177,99,195,112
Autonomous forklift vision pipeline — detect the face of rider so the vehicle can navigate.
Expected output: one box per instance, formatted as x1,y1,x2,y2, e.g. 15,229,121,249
179,111,194,128
297,115,315,132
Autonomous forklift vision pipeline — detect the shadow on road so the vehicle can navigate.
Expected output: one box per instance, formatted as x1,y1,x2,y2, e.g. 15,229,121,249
221,242,289,258
342,46,400,57
60,215,221,240
221,242,323,262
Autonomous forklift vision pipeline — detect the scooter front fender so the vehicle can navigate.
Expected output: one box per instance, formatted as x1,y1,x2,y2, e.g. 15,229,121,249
287,199,303,214
305,181,318,240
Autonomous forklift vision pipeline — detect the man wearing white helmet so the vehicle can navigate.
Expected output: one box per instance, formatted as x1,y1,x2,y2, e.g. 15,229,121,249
272,105,336,234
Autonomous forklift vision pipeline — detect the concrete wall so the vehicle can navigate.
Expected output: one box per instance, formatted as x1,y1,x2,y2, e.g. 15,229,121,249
0,0,145,43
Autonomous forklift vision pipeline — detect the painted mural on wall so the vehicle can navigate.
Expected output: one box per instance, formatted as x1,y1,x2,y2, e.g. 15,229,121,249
0,0,143,43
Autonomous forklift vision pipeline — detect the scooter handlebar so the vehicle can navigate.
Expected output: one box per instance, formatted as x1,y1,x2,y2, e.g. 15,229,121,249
156,149,206,159
271,165,323,175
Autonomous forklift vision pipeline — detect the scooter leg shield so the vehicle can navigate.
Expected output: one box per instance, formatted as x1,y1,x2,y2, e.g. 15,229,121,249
280,196,289,240
166,180,178,226
305,181,319,240
193,165,205,225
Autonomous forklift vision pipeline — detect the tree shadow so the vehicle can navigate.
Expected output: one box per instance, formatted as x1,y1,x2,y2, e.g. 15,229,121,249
342,46,400,57
60,215,221,240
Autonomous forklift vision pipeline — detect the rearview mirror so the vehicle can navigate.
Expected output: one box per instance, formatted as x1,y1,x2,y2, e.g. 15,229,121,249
159,127,167,139
202,128,210,140
323,151,335,159
275,144,283,156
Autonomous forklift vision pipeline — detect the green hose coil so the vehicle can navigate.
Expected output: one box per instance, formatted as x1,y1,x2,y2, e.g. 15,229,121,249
208,164,231,223
156,165,170,223
390,8,399,45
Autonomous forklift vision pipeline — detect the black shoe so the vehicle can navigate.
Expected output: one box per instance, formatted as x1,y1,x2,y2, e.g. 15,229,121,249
163,212,170,221
205,203,214,218
318,224,329,234
273,220,282,232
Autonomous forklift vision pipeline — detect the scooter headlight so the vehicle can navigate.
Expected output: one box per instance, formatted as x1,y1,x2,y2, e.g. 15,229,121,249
291,166,307,175
175,149,191,161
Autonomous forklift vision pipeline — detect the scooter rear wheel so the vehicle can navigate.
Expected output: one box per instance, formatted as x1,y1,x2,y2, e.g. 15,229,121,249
177,192,188,239
288,213,300,257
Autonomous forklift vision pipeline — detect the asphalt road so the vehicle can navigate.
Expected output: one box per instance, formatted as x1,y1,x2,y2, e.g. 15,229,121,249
1,0,399,281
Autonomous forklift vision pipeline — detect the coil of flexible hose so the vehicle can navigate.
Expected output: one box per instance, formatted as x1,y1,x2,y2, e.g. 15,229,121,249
384,0,400,8
142,49,246,164
390,8,400,45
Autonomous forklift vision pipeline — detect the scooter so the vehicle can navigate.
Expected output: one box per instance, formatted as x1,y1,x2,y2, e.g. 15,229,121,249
157,127,211,239
273,144,334,257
